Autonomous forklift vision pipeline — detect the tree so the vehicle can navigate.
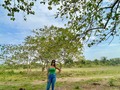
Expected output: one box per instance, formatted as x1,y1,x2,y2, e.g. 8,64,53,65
0,26,83,71
100,56,108,64
0,43,37,73
1,0,120,45
0,44,26,68
109,58,120,65
25,26,83,70
45,0,120,46
94,59,100,65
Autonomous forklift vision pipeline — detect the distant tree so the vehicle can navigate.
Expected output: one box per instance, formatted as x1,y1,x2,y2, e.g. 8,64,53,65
0,44,24,68
64,58,73,66
94,59,100,65
100,56,108,64
109,58,120,65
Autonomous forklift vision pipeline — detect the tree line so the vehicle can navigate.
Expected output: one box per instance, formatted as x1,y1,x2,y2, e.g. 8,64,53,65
64,57,120,68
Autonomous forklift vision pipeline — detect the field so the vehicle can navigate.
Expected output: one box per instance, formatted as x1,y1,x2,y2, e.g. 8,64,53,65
0,66,120,90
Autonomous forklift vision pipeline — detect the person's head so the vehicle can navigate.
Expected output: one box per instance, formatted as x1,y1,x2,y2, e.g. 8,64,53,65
51,60,56,67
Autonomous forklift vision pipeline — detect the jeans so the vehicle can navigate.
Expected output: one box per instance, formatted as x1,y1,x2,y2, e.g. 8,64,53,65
46,74,56,90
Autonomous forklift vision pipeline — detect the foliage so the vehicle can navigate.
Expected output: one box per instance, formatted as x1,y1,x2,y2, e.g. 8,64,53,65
24,26,83,67
108,78,116,86
1,0,36,21
44,0,120,46
1,0,120,45
0,44,26,65
0,26,83,70
63,57,120,68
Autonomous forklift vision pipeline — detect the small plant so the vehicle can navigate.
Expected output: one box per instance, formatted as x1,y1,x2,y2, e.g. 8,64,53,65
7,70,15,75
75,86,79,89
108,78,115,86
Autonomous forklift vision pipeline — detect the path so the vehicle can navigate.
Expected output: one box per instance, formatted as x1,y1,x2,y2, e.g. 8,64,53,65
32,74,120,85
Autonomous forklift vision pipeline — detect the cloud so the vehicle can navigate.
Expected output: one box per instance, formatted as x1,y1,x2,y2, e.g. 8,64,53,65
104,0,114,3
0,4,64,29
0,32,23,44
84,42,120,60
109,43,120,47
0,1,65,45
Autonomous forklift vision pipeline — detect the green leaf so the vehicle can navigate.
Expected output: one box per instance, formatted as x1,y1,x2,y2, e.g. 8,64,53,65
48,6,52,10
7,13,11,16
30,2,34,6
88,44,91,47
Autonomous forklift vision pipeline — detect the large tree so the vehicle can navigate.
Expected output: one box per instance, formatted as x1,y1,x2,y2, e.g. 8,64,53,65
0,26,83,70
45,0,120,46
1,0,120,45
25,26,83,69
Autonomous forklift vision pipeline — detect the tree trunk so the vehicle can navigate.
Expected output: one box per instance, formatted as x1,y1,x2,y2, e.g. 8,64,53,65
42,64,45,72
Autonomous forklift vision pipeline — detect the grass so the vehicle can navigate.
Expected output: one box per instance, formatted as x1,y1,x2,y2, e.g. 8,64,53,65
0,66,120,90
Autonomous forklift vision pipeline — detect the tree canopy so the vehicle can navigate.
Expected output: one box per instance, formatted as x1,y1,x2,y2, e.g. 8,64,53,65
24,26,83,63
1,0,120,45
45,0,120,46
0,26,83,69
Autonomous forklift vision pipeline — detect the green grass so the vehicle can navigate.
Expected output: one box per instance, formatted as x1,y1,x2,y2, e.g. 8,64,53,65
0,66,120,90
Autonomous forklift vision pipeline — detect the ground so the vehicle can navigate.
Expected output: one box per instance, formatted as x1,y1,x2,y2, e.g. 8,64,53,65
0,66,120,90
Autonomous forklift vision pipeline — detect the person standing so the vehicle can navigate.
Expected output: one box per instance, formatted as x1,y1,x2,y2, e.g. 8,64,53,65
46,60,61,90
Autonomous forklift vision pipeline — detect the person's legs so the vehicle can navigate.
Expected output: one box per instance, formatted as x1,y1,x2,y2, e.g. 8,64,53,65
51,74,56,90
46,75,52,90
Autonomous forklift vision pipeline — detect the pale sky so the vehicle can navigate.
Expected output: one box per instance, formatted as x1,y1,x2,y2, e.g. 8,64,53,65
0,1,120,60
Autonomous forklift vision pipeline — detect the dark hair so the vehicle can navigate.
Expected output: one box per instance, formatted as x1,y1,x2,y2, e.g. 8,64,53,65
51,60,56,67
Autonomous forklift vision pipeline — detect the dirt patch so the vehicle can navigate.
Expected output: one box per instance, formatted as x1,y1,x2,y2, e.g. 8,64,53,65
32,75,120,85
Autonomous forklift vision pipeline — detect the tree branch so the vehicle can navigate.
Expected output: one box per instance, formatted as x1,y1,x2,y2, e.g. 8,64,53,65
109,36,114,45
104,0,119,29
97,0,103,8
101,6,112,9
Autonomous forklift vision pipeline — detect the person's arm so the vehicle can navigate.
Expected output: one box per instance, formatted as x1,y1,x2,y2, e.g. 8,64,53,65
55,67,61,73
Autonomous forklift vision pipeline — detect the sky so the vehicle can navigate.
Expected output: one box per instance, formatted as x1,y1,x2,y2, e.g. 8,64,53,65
0,0,120,60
